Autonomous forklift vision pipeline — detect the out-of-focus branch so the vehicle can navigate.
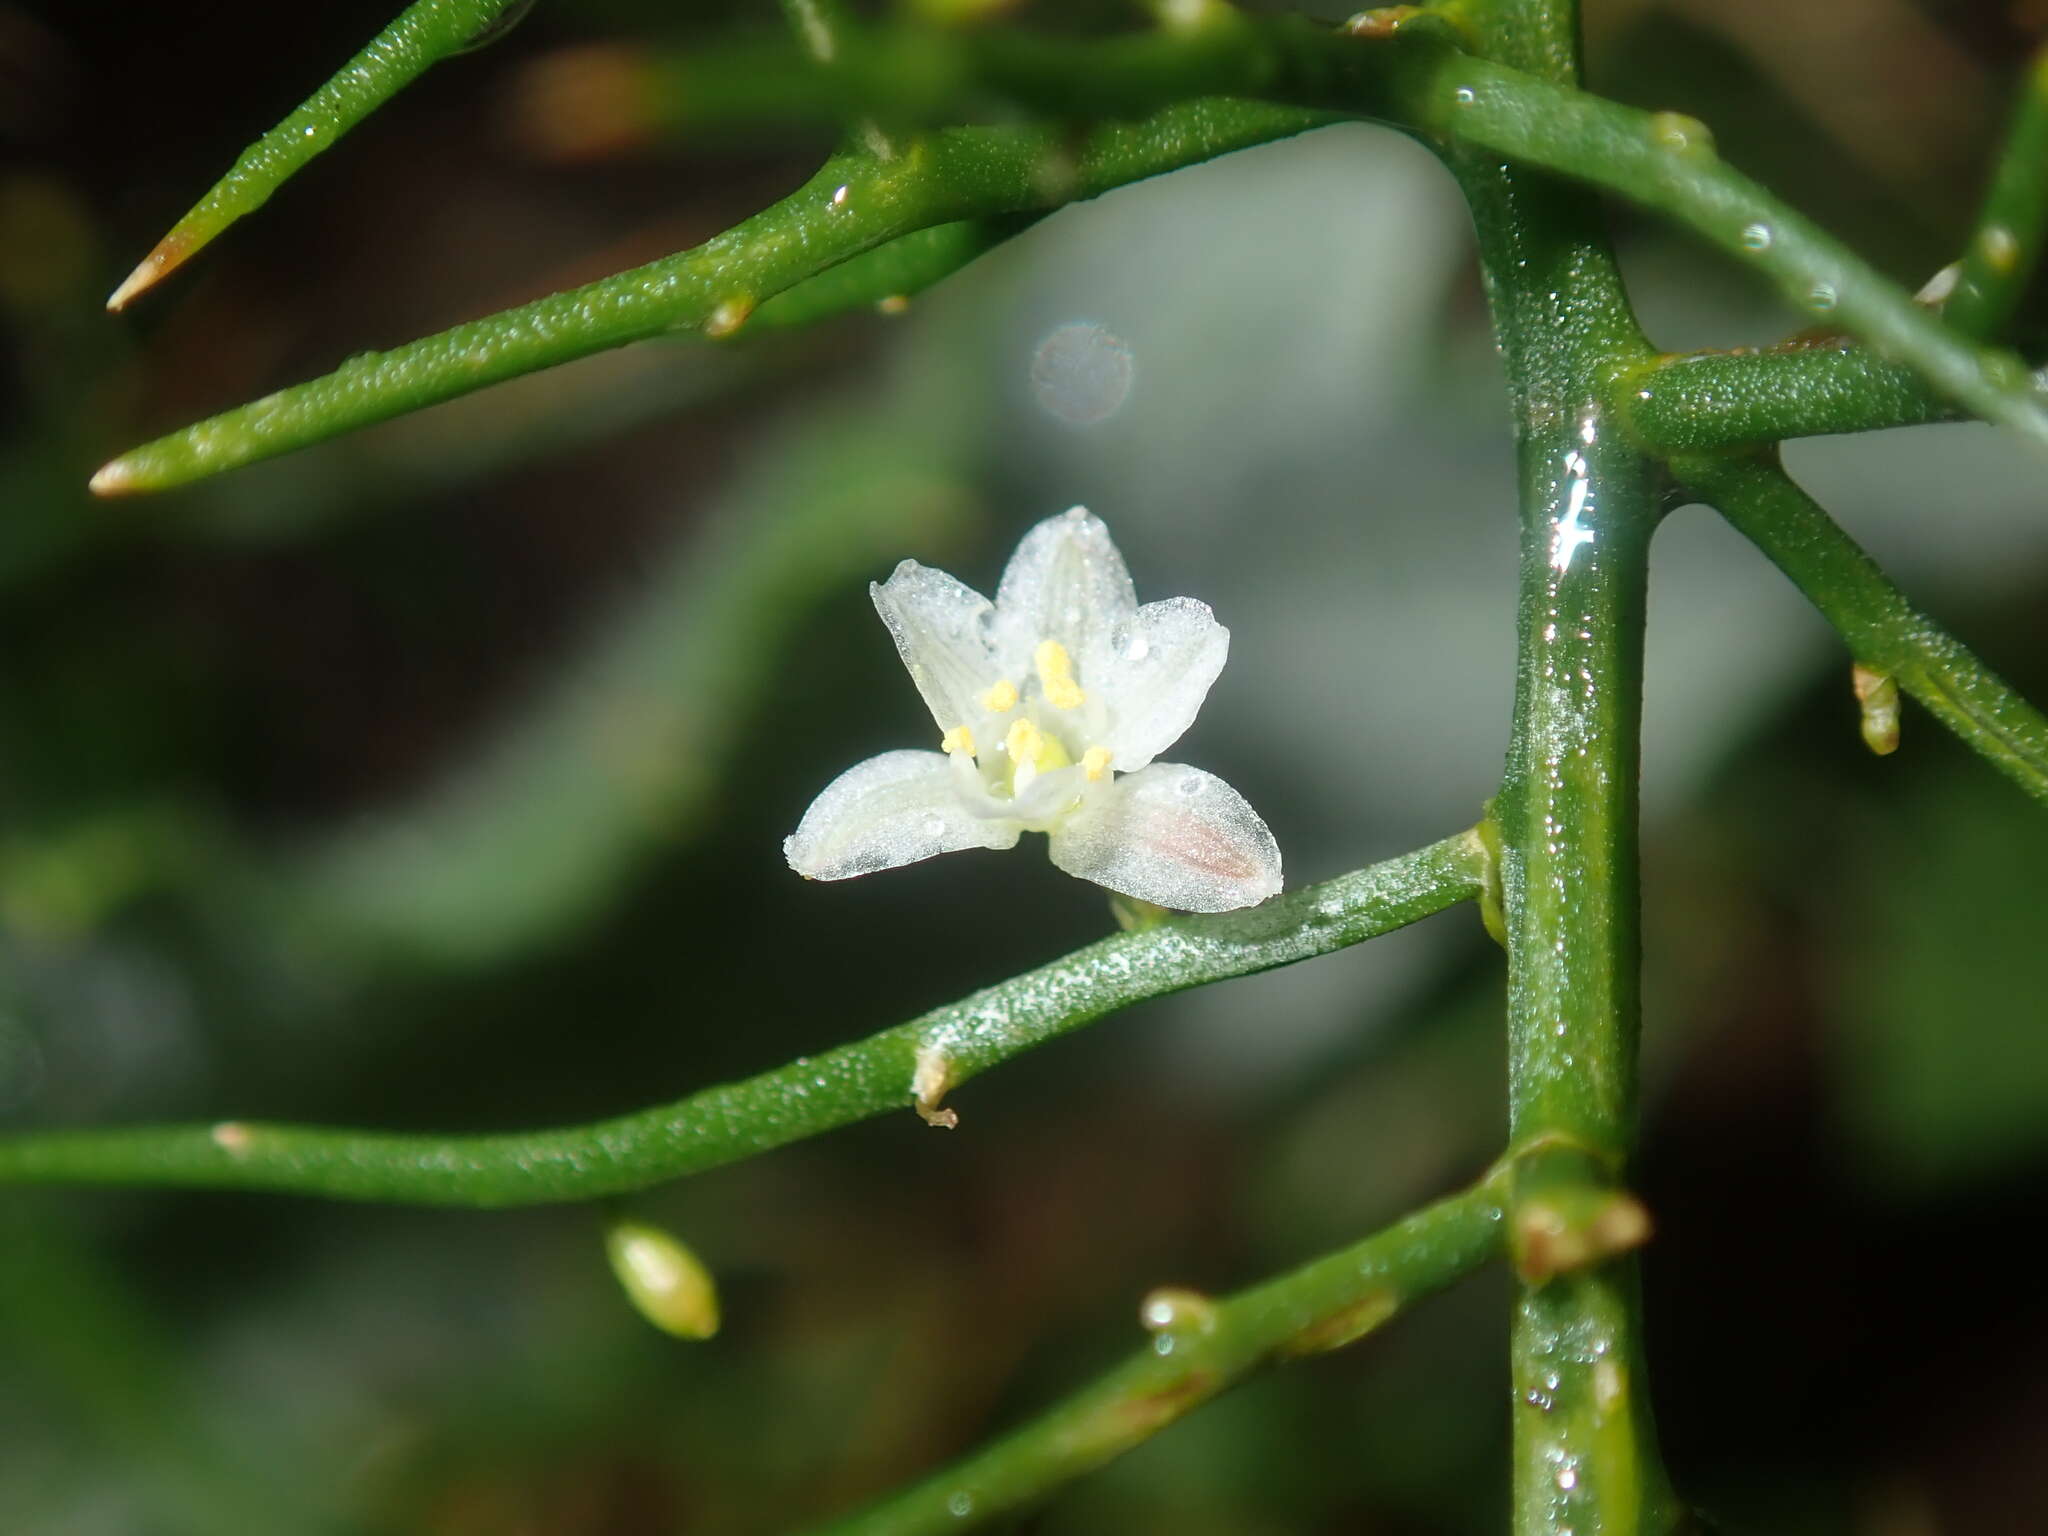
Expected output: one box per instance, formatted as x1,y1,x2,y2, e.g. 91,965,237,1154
0,835,1485,1206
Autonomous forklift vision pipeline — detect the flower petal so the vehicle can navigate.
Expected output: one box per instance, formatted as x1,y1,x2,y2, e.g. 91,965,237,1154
993,507,1138,679
1046,763,1281,912
871,562,999,734
785,750,1019,880
1096,596,1229,771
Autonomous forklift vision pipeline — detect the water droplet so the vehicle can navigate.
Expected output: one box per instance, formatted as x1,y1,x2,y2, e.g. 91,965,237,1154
922,816,948,838
1153,1333,1177,1355
1175,774,1204,798
946,1490,975,1518
1648,112,1712,156
1030,321,1135,426
1452,86,1476,105
1981,223,2020,273
454,0,540,53
1557,1467,1578,1491
1120,630,1150,662
1806,282,1837,313
1738,222,1774,252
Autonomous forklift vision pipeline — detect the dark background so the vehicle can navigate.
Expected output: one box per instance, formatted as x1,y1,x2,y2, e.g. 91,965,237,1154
4,2,2048,1531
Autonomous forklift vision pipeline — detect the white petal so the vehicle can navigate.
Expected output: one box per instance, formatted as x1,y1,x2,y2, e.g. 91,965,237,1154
993,507,1138,677
785,750,1019,880
1096,596,1229,771
1046,763,1281,912
871,562,999,734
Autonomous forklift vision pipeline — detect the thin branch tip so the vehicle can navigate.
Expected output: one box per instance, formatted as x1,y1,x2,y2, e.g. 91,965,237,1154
104,237,188,312
87,459,139,498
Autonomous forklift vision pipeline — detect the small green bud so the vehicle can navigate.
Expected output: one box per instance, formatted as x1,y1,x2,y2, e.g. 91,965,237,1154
1852,662,1901,756
1108,892,1171,932
605,1219,720,1340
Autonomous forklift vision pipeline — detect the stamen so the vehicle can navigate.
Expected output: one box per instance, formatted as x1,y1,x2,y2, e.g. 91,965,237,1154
1034,639,1085,710
1082,746,1112,781
980,679,1019,713
940,724,976,757
1005,717,1043,765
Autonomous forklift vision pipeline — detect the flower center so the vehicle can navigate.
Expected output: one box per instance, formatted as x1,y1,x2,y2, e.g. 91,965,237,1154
1004,717,1070,794
938,637,1114,805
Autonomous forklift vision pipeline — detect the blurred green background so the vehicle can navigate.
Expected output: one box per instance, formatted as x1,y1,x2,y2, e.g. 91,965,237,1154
4,1,2048,1530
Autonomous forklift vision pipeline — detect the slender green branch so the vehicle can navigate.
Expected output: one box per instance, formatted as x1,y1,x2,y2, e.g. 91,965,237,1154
565,5,1361,135
1442,3,1683,1518
0,834,1484,1207
1487,320,1681,1536
1425,55,2048,448
611,12,2048,447
810,1174,1511,1535
92,97,1333,495
750,214,1044,329
104,0,527,311
1616,345,1967,450
1454,0,1580,84
101,10,2048,494
1942,46,2048,341
1674,450,2048,806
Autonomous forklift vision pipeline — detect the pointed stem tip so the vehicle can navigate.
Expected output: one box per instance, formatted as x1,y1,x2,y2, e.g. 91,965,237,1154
88,458,138,498
105,233,193,312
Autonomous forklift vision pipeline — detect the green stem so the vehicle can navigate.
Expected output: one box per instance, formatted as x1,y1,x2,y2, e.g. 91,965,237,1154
0,835,1483,1207
1487,278,1680,1536
93,98,1333,494
1424,54,2048,446
810,1173,1511,1535
104,11,2048,492
1942,47,2048,342
1446,5,1681,1526
1674,450,2048,806
749,214,1044,329
1616,345,1971,451
105,0,526,309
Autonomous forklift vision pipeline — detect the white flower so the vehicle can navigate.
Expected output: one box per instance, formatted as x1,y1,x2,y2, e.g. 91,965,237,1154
783,507,1282,912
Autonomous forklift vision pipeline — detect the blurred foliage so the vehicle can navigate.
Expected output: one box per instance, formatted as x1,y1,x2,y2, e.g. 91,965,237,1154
3,0,2048,1532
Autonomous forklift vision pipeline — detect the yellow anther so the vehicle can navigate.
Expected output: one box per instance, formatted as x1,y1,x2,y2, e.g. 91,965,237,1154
1082,746,1112,781
1034,639,1085,710
1005,717,1044,766
940,724,976,757
1002,715,1072,795
980,678,1019,713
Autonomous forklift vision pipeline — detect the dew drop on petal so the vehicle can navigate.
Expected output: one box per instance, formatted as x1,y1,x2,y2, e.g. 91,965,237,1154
1453,86,1476,105
1806,282,1837,312
1030,321,1135,426
922,816,948,838
1738,222,1773,252
1176,774,1204,798
946,1491,975,1518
